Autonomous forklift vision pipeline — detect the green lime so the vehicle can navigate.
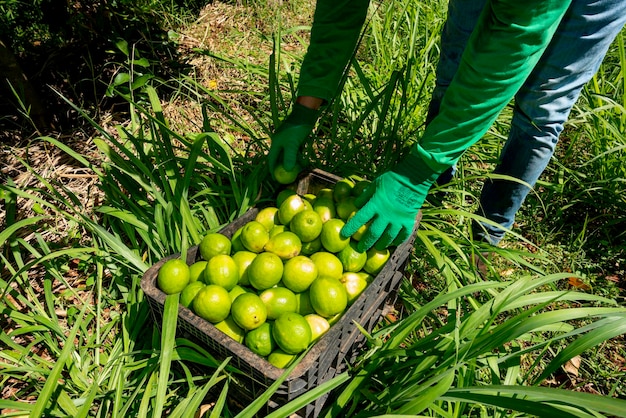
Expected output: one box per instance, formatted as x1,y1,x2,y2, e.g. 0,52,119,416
247,252,284,290
180,281,205,308
203,254,239,290
267,349,297,369
309,276,348,318
231,250,257,286
240,220,270,253
245,322,275,357
259,287,298,320
229,284,248,302
274,164,301,185
199,233,231,261
336,241,367,272
320,218,350,253
282,255,318,293
157,258,190,294
231,292,267,331
364,247,390,275
272,312,312,354
189,260,208,283
214,315,246,343
192,284,231,324
264,231,302,260
296,290,315,315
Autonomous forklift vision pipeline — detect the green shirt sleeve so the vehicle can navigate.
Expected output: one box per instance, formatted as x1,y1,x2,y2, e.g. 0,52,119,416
297,0,371,102
403,0,573,198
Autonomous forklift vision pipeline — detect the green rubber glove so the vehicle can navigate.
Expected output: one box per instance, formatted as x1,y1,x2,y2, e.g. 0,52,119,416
342,154,440,252
268,103,320,175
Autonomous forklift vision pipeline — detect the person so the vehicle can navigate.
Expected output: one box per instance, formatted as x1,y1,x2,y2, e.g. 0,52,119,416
267,0,626,253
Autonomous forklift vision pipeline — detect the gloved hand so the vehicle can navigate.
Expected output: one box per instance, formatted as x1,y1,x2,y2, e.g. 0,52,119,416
341,154,440,252
268,103,320,176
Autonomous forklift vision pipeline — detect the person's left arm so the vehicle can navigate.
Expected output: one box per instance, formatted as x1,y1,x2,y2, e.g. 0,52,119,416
343,0,573,251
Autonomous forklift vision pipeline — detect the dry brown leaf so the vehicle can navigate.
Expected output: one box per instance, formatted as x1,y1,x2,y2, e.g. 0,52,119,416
568,277,591,290
563,355,582,376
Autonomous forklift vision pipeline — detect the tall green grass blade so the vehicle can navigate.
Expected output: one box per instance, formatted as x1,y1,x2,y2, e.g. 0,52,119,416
209,379,229,418
0,216,46,246
266,372,352,418
533,313,626,383
396,369,455,414
443,385,626,417
153,293,180,418
233,351,309,418
29,303,87,418
138,370,158,418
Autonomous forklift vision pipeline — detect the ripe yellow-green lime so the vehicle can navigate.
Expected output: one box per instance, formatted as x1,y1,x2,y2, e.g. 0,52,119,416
300,236,322,256
188,260,208,283
309,276,348,318
336,241,367,272
278,194,306,225
332,179,354,202
274,164,301,185
289,209,323,242
347,213,368,241
340,272,369,305
304,314,330,343
358,271,374,283
228,284,247,302
296,290,315,315
317,188,334,201
255,206,279,232
199,232,231,261
230,226,246,252
203,254,239,291
267,349,297,369
282,255,318,293
247,252,284,290
327,312,343,326
303,193,317,204
320,218,350,253
312,197,336,223
335,196,358,221
309,251,343,279
364,247,391,275
259,287,298,320
269,224,288,238
276,188,297,208
245,322,275,357
272,312,312,354
180,281,205,308
214,315,246,343
264,231,302,260
231,250,257,286
192,284,231,323
157,258,190,294
240,220,270,253
231,292,267,330
352,180,370,198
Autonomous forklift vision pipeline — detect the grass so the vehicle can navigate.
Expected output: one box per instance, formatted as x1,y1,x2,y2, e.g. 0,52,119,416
1,0,625,417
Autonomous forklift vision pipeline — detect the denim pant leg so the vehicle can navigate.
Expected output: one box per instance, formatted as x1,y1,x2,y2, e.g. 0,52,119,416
473,0,626,244
427,0,487,186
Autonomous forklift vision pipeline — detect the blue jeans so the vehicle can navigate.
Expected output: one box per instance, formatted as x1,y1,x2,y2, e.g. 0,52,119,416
427,0,626,245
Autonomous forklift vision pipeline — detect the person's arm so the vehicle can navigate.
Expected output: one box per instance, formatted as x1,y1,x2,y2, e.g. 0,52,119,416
343,0,573,251
297,0,371,102
409,0,572,180
268,0,371,174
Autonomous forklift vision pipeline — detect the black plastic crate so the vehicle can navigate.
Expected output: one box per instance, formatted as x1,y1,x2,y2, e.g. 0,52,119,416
141,169,420,417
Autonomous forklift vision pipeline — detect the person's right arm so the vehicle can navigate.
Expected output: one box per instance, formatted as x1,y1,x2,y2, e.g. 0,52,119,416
297,0,371,102
268,0,371,174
